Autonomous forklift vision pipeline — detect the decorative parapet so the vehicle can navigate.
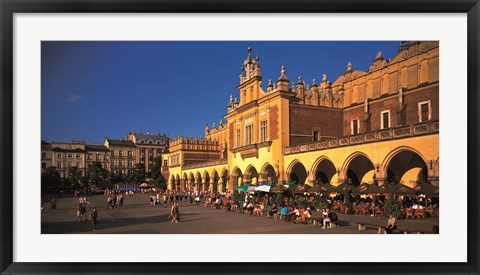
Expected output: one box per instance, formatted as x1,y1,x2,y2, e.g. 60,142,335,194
231,141,272,160
284,120,439,155
182,159,228,170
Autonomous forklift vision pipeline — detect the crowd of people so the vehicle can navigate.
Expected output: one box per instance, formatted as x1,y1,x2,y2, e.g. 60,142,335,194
42,186,438,234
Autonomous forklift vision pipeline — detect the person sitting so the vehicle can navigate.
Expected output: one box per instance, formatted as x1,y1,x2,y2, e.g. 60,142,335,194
322,209,331,229
246,202,254,215
304,208,312,223
289,207,300,223
294,207,306,224
269,203,277,218
280,204,288,220
252,205,262,217
385,214,397,234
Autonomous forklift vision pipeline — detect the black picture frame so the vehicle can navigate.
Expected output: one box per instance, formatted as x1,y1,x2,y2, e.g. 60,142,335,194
1,1,479,274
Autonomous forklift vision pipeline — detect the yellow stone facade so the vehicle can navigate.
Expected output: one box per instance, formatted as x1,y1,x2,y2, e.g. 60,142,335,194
163,41,439,193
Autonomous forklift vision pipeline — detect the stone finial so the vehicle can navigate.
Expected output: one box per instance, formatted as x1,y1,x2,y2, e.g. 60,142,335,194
268,79,273,86
312,79,317,86
234,97,238,103
256,53,260,62
322,74,327,82
297,76,303,84
212,122,216,128
346,61,352,72
247,43,252,56
376,50,383,59
229,94,233,104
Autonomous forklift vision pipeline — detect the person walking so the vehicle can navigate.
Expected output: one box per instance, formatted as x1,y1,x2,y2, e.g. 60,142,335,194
90,207,98,231
170,202,179,223
50,198,56,209
106,196,113,210
163,193,168,208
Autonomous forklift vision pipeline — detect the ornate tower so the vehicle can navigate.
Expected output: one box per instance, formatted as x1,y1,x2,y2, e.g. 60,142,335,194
237,44,263,106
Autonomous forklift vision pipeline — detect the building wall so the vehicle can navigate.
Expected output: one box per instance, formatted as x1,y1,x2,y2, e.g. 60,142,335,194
289,105,343,146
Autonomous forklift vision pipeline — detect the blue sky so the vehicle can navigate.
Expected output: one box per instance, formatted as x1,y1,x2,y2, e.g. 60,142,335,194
41,41,400,144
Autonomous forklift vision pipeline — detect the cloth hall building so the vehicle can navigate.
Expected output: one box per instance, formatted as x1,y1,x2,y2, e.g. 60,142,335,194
163,41,439,193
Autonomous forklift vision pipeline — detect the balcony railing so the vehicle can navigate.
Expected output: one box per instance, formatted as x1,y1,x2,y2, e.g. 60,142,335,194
284,120,439,155
182,159,228,170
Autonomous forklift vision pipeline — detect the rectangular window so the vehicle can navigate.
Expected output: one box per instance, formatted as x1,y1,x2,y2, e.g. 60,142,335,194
245,124,253,145
96,154,101,160
42,152,46,159
68,154,73,159
76,162,81,168
42,163,46,169
57,153,63,158
68,162,73,167
381,110,390,129
351,119,360,135
127,160,133,167
313,131,319,142
148,148,153,153
140,148,145,153
57,162,62,168
119,160,123,167
419,101,431,122
111,160,115,167
104,155,108,160
111,150,115,157
119,150,123,157
163,159,168,166
260,120,268,142
128,151,133,157
236,129,241,147
76,154,81,159
104,163,108,170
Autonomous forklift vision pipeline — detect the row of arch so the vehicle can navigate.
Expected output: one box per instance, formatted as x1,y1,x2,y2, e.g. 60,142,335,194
169,147,438,192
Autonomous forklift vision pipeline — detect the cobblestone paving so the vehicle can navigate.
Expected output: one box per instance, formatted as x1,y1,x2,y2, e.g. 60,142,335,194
41,194,438,234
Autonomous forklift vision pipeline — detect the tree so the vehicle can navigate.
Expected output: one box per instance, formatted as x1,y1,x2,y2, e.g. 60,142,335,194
67,166,82,188
131,163,146,183
87,161,108,184
41,166,61,194
110,172,124,184
153,174,167,190
150,157,162,179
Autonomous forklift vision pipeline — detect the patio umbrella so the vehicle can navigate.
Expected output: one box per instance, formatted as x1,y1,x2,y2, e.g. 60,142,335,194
255,185,272,192
309,183,335,193
353,183,384,196
234,185,250,192
333,182,352,193
270,185,287,193
139,182,149,188
413,182,439,197
382,183,416,196
292,184,311,194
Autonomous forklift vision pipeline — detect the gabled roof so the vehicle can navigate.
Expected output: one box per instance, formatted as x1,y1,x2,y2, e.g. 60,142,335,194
85,144,109,152
133,132,169,145
107,139,136,147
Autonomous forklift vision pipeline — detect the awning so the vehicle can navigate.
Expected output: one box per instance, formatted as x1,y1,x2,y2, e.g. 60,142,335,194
234,185,250,192
255,185,271,192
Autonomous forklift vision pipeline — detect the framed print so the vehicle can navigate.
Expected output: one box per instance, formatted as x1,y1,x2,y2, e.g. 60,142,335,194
1,0,479,274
